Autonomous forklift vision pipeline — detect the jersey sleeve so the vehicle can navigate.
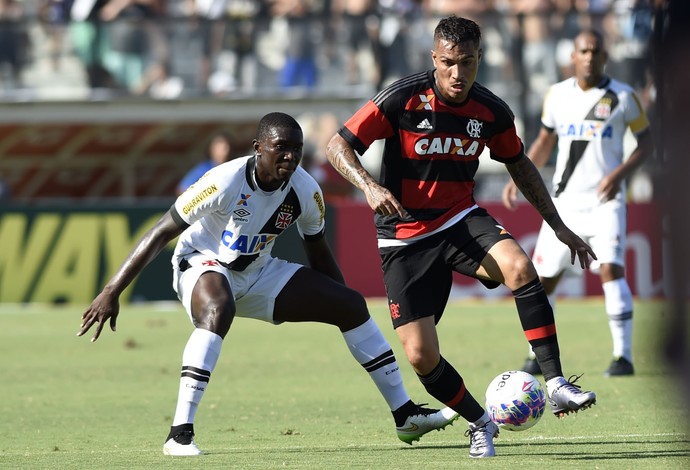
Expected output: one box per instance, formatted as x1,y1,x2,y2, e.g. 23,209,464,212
177,161,211,193
338,100,395,156
296,176,327,241
624,90,650,135
486,103,525,164
173,166,232,226
540,86,557,132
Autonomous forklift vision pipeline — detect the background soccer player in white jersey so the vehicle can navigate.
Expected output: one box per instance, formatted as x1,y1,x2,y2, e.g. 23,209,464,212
502,29,653,377
77,112,458,456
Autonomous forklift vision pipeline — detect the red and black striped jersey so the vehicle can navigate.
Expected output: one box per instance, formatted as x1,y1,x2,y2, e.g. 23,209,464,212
338,69,525,240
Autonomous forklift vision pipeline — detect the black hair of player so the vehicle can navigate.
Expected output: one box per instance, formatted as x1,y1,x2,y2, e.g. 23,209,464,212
434,16,482,49
256,112,302,142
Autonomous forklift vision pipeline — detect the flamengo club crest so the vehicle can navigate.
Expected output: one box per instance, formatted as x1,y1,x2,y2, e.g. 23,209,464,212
466,119,482,138
594,98,612,119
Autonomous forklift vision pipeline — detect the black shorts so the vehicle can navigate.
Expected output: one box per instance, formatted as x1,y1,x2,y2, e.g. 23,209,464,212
379,208,513,329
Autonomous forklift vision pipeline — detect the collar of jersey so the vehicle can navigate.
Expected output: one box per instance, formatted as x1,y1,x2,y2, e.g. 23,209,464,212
246,156,289,193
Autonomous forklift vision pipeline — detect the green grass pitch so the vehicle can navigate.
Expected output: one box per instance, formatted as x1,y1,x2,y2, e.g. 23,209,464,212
1,298,688,469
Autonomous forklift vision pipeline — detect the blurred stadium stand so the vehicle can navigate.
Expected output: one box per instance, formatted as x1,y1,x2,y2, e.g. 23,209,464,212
0,1,660,204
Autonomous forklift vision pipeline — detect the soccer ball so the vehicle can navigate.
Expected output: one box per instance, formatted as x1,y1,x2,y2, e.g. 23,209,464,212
485,370,546,431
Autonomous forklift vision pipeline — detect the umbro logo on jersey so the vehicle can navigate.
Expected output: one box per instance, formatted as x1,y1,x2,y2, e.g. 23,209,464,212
417,119,432,130
233,207,251,222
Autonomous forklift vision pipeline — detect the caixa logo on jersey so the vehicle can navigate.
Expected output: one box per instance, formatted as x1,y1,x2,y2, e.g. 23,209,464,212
558,121,613,139
414,136,481,157
221,230,276,254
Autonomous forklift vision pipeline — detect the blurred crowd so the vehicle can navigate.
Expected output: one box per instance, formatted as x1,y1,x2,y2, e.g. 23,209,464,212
0,1,656,101
0,0,660,203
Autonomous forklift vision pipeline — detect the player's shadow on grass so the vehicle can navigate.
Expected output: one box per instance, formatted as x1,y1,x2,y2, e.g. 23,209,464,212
204,438,690,459
556,449,690,460
485,438,690,460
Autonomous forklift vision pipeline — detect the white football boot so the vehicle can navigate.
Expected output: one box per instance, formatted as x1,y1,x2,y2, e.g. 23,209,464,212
396,405,460,444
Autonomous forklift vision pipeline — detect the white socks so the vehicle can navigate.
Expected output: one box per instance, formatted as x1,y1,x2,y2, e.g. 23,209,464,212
170,319,410,428
603,278,634,362
172,328,223,426
342,318,410,411
527,284,634,365
472,411,491,427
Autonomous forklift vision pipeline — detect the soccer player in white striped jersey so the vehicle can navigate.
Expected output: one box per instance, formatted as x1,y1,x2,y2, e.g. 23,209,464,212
78,112,459,456
503,29,652,377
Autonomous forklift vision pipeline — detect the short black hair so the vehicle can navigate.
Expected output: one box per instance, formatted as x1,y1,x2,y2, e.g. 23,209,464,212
256,112,301,141
575,29,605,47
434,16,482,48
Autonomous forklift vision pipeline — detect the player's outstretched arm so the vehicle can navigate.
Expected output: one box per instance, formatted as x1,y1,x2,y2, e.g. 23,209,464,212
77,211,185,342
326,134,410,219
506,156,596,269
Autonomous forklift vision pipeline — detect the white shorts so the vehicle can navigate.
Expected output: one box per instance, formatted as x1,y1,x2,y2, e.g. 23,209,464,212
532,197,626,278
172,253,302,324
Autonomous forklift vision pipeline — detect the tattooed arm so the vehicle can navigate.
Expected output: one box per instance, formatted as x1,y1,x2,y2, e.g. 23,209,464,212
506,155,561,229
506,155,597,268
326,133,410,218
502,127,557,210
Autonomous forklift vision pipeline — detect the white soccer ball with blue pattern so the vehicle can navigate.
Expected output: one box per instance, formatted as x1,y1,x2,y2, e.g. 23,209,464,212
485,370,546,431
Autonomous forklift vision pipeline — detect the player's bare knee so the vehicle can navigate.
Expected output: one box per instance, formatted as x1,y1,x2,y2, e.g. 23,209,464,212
504,256,538,289
403,344,440,374
193,298,235,337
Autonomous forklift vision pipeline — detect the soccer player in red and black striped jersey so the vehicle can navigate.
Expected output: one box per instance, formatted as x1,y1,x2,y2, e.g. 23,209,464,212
326,15,598,458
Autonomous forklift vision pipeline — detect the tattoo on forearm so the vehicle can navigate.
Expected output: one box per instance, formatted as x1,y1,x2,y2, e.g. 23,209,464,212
508,158,561,227
330,149,370,191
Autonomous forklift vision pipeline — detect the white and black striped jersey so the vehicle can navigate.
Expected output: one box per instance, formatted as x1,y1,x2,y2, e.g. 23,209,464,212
170,155,326,272
541,76,650,202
